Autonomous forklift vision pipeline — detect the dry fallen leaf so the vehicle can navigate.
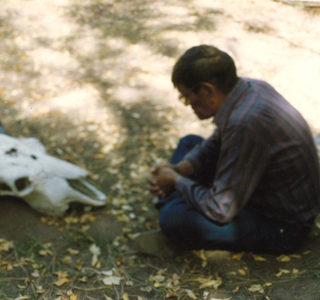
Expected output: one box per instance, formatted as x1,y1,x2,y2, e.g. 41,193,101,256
264,283,272,287
233,286,240,292
185,289,197,299
238,269,246,276
53,278,70,286
0,239,14,252
77,276,88,283
102,276,121,286
166,291,179,298
172,273,180,286
149,275,165,283
64,216,79,224
194,250,232,262
67,248,79,255
199,277,222,290
193,249,207,261
55,270,69,279
2,261,13,271
315,213,320,229
275,269,290,277
89,244,101,267
39,249,53,256
154,282,162,288
15,296,30,300
122,293,129,300
31,270,41,278
276,254,291,262
43,242,52,249
248,284,264,294
36,285,46,294
252,255,267,262
76,260,83,271
62,256,72,264
140,286,152,293
232,252,244,260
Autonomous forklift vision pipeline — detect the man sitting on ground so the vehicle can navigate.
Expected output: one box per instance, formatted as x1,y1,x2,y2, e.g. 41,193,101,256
136,44,320,256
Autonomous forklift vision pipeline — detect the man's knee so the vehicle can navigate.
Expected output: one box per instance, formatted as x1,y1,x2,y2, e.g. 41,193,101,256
158,199,192,236
158,205,181,235
178,134,203,150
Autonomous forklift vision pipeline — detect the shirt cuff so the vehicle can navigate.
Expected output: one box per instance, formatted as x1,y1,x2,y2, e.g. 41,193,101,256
175,176,195,197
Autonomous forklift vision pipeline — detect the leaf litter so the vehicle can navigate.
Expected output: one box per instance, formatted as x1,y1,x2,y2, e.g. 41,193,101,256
0,0,320,299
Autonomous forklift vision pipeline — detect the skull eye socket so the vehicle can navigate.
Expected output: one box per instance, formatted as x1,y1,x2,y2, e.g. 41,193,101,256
15,177,31,192
0,182,12,192
5,148,17,156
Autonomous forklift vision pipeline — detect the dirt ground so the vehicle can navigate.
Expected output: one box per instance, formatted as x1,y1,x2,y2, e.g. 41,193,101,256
1,0,320,299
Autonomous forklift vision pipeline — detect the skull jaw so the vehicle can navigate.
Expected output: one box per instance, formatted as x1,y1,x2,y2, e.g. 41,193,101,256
24,177,107,217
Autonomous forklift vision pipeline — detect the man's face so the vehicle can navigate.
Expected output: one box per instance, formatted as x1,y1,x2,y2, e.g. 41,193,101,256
177,84,217,120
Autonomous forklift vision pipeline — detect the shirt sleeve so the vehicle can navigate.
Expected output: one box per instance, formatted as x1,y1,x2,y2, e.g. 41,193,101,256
175,126,270,224
183,129,221,173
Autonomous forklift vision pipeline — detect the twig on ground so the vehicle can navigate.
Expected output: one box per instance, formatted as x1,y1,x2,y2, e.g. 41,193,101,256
29,280,38,299
51,248,56,274
294,282,320,300
114,285,120,300
226,277,260,282
0,277,26,282
73,285,112,292
68,226,95,242
13,245,28,274
225,279,259,286
38,288,51,300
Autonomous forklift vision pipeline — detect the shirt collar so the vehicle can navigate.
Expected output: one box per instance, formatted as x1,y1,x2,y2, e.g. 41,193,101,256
214,77,248,128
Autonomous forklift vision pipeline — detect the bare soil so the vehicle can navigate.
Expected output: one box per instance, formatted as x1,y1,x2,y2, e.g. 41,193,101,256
0,0,320,299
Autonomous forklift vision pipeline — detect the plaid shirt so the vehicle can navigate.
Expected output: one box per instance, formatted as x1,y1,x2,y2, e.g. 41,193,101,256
176,78,320,225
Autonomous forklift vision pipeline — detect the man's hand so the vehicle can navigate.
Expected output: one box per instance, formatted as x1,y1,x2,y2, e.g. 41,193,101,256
173,160,195,177
148,166,180,197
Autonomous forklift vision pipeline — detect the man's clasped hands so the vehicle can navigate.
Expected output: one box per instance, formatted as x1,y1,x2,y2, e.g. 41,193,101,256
148,160,195,198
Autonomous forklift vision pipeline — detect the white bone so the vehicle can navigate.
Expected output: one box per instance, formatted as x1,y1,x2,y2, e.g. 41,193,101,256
0,133,107,216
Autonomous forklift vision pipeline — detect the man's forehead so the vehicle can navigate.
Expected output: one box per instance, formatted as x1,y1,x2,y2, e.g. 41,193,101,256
176,83,192,94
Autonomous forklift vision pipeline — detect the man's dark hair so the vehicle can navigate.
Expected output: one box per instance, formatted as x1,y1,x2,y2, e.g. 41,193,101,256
172,45,238,94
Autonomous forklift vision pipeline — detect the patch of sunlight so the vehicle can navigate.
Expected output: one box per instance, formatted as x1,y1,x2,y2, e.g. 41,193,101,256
193,0,223,9
28,47,80,71
70,34,102,57
149,3,190,16
49,86,100,111
113,86,143,103
270,60,320,131
106,37,130,51
145,15,197,28
8,0,77,39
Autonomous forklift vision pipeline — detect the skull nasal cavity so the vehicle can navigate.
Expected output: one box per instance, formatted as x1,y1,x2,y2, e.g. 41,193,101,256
15,177,31,191
0,182,12,191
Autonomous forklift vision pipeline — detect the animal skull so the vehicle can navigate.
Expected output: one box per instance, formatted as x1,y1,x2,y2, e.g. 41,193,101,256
0,133,107,216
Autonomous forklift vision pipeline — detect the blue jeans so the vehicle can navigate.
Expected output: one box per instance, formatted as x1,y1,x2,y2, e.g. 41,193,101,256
157,135,312,254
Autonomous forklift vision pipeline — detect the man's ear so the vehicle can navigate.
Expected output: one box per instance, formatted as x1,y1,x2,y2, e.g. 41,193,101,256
200,82,216,99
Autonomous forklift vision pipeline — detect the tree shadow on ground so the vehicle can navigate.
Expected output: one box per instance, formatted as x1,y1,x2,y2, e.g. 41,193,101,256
1,1,320,300
67,0,220,57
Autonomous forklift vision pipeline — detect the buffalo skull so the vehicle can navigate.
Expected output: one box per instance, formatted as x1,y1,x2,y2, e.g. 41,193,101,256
0,133,107,216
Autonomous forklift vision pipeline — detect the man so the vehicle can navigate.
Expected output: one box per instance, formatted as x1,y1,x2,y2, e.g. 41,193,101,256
137,45,320,256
